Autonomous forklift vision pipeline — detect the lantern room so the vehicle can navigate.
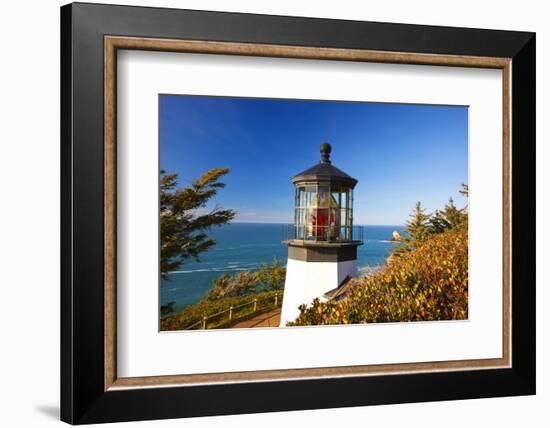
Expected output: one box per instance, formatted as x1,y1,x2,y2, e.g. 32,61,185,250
280,142,362,326
291,142,358,242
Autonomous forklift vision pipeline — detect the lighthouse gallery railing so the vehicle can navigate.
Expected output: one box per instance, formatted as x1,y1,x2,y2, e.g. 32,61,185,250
282,224,364,243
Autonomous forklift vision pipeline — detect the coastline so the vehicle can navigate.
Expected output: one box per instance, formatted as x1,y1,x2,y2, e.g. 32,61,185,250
161,223,404,313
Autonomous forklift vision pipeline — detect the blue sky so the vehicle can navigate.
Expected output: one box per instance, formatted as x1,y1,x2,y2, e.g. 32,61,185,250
160,95,468,226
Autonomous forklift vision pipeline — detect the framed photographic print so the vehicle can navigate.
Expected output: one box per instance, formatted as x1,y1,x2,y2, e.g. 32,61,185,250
60,2,536,424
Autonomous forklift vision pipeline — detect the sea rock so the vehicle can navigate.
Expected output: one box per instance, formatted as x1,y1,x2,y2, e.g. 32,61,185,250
391,230,402,241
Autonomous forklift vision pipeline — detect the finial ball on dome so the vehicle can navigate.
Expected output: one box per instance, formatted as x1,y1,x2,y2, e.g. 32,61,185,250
320,142,332,163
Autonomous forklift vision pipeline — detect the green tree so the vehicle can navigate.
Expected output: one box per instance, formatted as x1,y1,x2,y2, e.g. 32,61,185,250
160,301,176,317
406,201,431,244
442,197,465,229
459,183,469,198
429,197,465,233
428,183,469,234
428,209,449,234
458,183,469,230
257,258,286,291
392,202,430,256
392,187,469,258
204,271,259,299
160,168,236,278
202,259,286,300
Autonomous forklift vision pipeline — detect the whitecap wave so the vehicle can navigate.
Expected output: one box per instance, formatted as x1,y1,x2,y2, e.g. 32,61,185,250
167,268,214,274
168,261,288,275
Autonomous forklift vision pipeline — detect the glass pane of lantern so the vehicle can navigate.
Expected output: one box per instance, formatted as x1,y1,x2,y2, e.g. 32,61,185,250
296,218,304,239
341,190,348,209
318,185,330,208
305,208,315,240
341,209,348,228
298,187,306,208
306,186,317,208
327,208,339,241
331,187,341,210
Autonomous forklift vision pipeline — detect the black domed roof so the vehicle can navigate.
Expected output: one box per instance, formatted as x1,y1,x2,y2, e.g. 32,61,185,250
292,143,358,188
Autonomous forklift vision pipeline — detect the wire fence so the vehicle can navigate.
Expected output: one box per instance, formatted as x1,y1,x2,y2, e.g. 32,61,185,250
185,292,283,330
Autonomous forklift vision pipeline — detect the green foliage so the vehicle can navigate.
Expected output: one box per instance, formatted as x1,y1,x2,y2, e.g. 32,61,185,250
459,183,469,198
393,187,468,256
407,201,431,243
160,301,176,317
204,258,286,300
160,168,236,278
392,201,430,255
288,227,468,326
429,198,467,234
160,261,286,331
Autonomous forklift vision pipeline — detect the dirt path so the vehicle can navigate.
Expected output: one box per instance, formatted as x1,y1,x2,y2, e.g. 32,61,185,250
231,308,281,329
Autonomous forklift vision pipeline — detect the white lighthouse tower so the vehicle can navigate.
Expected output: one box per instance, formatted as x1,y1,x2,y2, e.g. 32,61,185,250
280,143,363,326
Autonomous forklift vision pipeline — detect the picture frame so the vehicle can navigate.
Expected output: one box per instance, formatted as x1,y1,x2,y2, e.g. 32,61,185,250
60,2,535,424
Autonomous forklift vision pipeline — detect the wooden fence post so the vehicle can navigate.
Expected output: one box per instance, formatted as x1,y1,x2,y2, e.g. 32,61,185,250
202,316,207,330
274,295,278,306
253,299,257,312
229,307,233,321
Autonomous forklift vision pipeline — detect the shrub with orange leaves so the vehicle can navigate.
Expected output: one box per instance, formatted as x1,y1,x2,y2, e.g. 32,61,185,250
288,227,468,326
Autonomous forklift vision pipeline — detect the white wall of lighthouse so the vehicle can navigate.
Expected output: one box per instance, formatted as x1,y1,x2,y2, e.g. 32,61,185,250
280,258,357,326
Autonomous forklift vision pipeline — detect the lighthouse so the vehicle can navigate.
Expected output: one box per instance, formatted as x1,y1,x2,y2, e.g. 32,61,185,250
280,143,363,326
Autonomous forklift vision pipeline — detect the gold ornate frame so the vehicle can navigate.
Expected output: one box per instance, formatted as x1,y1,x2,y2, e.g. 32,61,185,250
103,36,512,391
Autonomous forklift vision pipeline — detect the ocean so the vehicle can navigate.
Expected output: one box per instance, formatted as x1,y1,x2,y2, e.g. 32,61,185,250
160,223,403,312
